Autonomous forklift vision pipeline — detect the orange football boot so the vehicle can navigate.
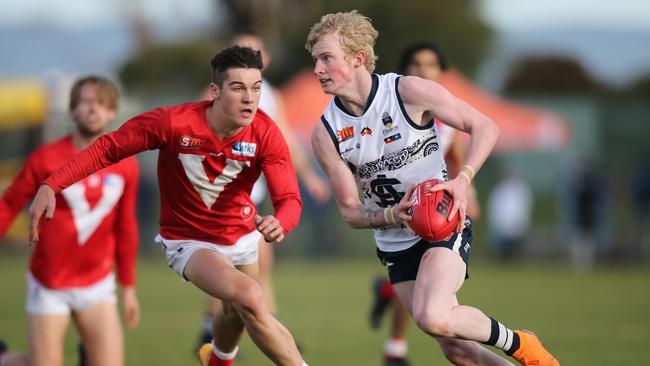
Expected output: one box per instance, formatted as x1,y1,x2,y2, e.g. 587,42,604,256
511,330,559,366
198,343,214,366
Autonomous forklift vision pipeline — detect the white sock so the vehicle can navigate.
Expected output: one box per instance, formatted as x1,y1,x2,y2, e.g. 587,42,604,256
384,338,408,358
211,340,238,360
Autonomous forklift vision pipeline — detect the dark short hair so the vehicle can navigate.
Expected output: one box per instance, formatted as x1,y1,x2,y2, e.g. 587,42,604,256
69,75,119,111
398,41,449,74
210,45,263,86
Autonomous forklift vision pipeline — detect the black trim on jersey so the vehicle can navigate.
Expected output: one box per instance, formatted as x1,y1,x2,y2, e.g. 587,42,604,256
395,76,435,131
334,74,379,117
320,115,340,155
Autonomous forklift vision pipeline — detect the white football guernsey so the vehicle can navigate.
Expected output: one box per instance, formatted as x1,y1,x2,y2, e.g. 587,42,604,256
321,73,448,252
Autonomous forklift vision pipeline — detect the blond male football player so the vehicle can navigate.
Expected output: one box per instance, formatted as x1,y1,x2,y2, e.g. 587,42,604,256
307,10,559,366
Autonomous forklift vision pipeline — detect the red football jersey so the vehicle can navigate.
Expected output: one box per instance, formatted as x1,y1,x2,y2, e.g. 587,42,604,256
44,101,302,245
0,135,139,289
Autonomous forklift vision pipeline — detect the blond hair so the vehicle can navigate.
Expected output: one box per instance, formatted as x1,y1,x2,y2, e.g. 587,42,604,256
305,10,379,72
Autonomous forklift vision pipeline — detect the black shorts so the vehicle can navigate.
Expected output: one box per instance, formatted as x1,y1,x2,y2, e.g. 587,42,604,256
376,216,473,284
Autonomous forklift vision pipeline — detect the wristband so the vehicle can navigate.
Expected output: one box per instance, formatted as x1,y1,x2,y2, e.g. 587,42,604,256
460,165,475,182
383,207,396,225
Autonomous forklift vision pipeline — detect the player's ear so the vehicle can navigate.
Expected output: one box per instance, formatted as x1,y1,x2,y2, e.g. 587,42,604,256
209,82,220,99
354,51,366,69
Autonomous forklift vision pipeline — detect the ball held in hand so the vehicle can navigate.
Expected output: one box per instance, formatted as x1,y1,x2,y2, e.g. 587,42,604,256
408,179,458,241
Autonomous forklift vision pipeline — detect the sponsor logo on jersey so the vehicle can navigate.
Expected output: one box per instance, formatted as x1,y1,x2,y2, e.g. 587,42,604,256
341,146,354,156
361,127,373,136
384,133,402,143
180,135,206,149
337,126,354,143
381,112,393,128
382,125,400,136
232,141,257,157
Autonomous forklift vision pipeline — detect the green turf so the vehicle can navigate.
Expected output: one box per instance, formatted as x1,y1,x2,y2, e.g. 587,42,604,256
1,248,649,365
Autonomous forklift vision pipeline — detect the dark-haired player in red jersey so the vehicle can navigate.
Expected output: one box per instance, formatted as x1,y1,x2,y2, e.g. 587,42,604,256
27,46,308,366
0,76,140,366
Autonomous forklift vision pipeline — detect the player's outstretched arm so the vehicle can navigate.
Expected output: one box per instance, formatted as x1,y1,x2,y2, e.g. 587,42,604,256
28,185,56,244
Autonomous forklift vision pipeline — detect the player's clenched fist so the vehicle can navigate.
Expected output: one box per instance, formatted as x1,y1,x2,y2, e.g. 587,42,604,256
254,214,285,243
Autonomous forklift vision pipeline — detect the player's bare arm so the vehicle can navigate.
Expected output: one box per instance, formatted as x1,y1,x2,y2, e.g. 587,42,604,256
28,184,56,244
312,123,415,229
121,286,140,330
398,76,499,229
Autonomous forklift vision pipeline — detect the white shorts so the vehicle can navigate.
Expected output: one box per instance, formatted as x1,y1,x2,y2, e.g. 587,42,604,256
26,272,116,315
156,230,262,281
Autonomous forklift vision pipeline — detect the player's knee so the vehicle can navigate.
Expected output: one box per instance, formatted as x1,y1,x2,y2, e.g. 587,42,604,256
232,281,265,319
413,309,453,337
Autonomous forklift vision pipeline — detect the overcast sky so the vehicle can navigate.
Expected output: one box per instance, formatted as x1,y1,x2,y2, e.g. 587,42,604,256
0,0,218,29
480,0,650,31
1,0,649,31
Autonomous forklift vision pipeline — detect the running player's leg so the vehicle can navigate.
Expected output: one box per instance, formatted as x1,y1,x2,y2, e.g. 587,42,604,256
412,247,492,340
207,260,262,356
382,299,412,365
27,314,69,366
197,236,274,351
185,249,304,366
257,237,277,315
435,294,514,366
410,247,558,365
393,276,512,366
436,337,514,366
194,296,222,352
390,300,410,340
74,302,124,366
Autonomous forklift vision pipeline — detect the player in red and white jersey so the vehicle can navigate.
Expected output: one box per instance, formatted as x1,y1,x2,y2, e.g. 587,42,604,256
0,76,140,366
194,33,331,353
29,46,307,366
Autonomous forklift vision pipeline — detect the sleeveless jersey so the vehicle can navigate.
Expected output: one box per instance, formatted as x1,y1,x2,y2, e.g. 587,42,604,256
321,73,448,252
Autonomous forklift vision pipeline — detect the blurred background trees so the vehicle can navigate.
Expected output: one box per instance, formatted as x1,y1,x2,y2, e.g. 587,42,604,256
118,0,494,94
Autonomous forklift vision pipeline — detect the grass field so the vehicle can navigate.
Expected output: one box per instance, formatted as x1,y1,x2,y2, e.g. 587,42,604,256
1,248,649,365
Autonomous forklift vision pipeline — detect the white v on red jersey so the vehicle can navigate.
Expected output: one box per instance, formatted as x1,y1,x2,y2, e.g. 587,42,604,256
43,101,302,245
0,135,139,289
